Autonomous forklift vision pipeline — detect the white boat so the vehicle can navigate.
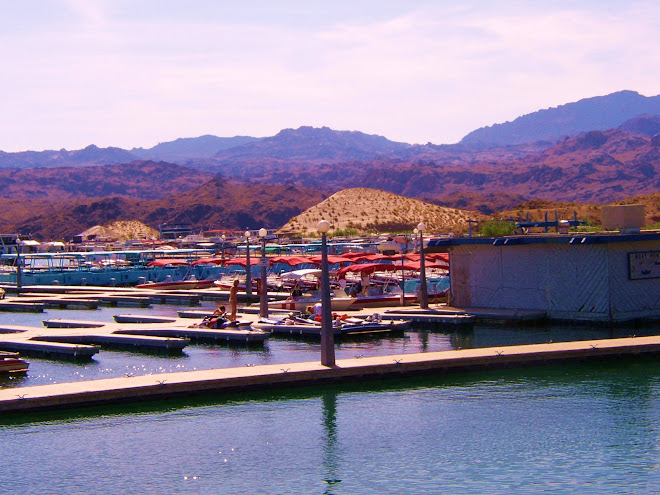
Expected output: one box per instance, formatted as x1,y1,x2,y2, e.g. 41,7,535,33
136,277,216,290
268,291,356,312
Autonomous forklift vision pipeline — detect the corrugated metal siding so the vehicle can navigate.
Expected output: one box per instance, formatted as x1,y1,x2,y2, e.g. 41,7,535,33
500,245,546,309
448,238,660,321
545,244,610,317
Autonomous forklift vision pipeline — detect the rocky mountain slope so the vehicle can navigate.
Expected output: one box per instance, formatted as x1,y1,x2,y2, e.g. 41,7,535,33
461,90,660,147
0,161,214,200
0,90,658,240
279,188,486,236
2,177,327,241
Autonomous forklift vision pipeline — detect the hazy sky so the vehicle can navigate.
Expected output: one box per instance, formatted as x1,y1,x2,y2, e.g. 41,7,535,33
2,0,659,152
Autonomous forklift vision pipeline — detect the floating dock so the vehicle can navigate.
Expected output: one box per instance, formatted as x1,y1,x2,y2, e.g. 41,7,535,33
0,339,99,359
30,333,189,352
114,326,269,344
113,314,178,324
2,335,660,413
0,301,45,313
42,319,106,329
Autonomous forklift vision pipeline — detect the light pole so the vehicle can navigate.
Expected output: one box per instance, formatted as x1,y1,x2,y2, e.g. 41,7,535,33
258,227,268,318
417,222,429,309
318,220,335,367
221,234,226,259
15,238,22,293
244,230,252,297
394,235,407,306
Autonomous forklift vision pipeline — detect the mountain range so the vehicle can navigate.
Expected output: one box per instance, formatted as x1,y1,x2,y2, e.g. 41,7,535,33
0,90,658,240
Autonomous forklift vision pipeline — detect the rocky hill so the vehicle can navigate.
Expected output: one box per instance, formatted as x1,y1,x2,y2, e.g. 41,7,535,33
79,221,160,241
279,188,486,236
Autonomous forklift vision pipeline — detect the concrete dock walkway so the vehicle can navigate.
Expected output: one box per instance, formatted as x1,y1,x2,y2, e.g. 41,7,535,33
2,334,659,414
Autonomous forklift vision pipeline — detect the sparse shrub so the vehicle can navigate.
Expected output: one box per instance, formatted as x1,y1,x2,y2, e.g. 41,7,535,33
332,227,359,237
576,219,601,232
479,220,516,237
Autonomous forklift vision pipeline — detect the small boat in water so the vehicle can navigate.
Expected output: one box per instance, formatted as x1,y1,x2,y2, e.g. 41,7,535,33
253,313,408,337
0,351,29,374
268,290,356,312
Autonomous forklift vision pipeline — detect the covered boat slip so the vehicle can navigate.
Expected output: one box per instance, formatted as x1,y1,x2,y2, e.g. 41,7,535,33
0,248,221,287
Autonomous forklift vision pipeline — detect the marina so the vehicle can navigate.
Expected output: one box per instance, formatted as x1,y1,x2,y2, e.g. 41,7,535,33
0,230,659,494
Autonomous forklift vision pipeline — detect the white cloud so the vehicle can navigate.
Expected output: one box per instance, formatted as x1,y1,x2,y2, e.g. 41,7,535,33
0,1,659,151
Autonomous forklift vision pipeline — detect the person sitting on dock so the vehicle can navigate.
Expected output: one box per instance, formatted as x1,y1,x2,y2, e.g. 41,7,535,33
196,315,232,329
213,305,227,317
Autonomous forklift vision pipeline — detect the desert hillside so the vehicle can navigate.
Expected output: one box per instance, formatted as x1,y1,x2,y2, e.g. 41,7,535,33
279,188,485,236
79,221,160,241
497,192,660,227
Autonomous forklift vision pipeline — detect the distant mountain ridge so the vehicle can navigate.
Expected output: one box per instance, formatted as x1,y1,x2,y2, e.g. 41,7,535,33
0,144,138,169
131,135,260,162
211,126,411,163
0,90,659,241
460,90,660,147
2,90,660,169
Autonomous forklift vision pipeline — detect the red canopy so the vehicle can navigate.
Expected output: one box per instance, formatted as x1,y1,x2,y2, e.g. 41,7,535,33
404,253,449,264
191,257,226,266
344,253,389,262
307,255,353,265
146,259,190,267
268,256,315,266
336,262,401,278
427,253,449,262
400,261,448,271
340,252,370,259
224,257,259,266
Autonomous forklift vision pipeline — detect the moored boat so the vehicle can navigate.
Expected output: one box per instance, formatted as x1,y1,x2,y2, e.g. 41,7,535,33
268,291,356,312
0,351,29,374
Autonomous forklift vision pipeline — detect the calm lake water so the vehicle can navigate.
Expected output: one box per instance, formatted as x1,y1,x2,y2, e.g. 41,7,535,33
1,303,660,493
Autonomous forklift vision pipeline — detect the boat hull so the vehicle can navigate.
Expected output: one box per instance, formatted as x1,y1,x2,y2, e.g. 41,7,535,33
136,280,215,290
268,296,356,312
0,357,29,373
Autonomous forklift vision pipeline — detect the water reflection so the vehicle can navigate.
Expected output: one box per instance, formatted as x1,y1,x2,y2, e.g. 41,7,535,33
321,391,342,493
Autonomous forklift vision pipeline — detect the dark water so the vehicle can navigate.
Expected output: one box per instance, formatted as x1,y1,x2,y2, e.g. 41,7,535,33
0,303,653,389
2,360,660,494
1,304,660,493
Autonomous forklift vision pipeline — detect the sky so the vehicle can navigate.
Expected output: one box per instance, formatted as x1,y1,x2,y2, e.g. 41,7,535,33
1,0,659,152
